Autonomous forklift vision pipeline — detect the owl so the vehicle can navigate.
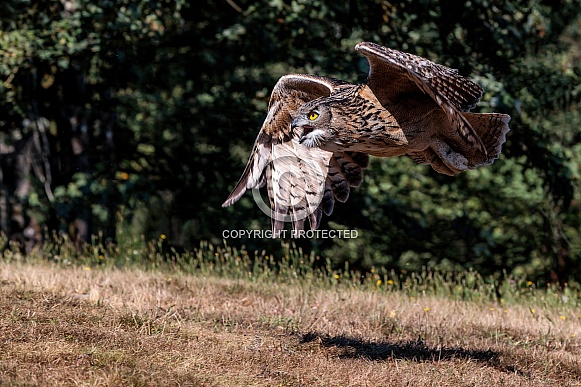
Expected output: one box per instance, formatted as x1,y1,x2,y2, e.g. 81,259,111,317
223,42,510,235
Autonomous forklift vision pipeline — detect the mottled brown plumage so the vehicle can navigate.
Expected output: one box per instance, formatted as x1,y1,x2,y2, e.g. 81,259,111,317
223,42,511,233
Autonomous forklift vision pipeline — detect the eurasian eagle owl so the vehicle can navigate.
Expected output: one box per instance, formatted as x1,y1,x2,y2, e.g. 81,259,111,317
223,42,511,234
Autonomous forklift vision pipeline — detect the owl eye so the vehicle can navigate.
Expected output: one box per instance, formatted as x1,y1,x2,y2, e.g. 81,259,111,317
308,111,319,121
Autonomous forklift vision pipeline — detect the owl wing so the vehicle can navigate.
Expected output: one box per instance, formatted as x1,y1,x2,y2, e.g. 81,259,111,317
222,74,369,234
355,42,487,155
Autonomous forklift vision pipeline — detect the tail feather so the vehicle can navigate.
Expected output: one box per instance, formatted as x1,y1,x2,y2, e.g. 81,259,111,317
462,112,511,166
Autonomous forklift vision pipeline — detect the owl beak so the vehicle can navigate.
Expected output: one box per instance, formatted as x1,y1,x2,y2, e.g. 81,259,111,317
293,124,315,144
290,117,301,131
290,117,310,138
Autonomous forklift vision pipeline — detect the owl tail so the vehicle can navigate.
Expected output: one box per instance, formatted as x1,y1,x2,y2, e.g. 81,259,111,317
462,112,511,166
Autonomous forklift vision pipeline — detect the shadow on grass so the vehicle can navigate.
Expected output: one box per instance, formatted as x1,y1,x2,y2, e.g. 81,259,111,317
301,332,497,362
300,332,534,377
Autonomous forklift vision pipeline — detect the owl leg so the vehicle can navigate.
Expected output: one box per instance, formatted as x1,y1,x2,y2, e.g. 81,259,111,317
430,138,468,173
412,148,457,176
408,149,459,175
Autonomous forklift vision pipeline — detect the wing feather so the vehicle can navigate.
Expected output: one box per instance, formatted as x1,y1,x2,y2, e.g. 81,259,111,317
223,74,339,208
355,42,483,111
223,74,368,234
355,42,487,155
221,130,271,207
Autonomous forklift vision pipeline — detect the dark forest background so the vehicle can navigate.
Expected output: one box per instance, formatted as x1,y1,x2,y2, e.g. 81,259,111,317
1,0,579,281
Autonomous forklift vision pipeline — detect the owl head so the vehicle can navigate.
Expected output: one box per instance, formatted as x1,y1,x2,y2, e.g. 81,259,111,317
291,86,361,149
291,101,334,148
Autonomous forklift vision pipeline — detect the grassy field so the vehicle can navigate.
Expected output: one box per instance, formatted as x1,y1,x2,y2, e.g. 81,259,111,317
1,243,581,386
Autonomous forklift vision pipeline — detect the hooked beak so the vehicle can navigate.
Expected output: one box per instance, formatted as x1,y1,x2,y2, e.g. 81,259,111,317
291,116,327,148
290,117,302,131
291,117,310,141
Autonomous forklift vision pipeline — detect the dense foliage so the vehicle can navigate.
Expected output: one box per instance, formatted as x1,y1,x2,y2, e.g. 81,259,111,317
1,0,579,281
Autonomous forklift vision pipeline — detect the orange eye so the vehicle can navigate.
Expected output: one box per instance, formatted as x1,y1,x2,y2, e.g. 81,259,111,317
308,111,319,121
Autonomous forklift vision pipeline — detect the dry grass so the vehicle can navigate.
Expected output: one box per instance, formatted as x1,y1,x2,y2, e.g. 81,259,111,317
1,260,580,386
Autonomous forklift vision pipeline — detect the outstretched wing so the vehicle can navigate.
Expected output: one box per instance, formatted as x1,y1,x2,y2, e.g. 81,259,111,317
355,42,487,155
222,74,368,234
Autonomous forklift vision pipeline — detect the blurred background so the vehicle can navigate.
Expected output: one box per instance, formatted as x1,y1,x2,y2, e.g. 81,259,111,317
0,0,579,281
